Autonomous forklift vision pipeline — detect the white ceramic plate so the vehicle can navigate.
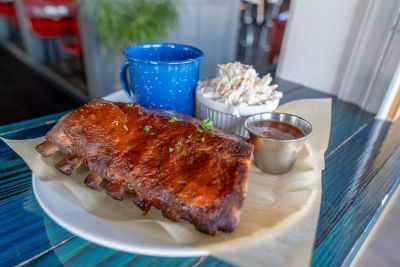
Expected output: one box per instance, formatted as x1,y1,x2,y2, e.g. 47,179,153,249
32,175,208,257
32,90,209,257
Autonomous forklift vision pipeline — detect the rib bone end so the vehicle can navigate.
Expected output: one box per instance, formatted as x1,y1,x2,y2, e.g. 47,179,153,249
35,141,59,157
84,172,103,190
55,156,83,175
106,180,125,201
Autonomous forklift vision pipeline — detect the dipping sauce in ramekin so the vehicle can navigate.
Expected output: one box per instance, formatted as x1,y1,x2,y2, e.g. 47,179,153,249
246,120,305,140
245,113,312,174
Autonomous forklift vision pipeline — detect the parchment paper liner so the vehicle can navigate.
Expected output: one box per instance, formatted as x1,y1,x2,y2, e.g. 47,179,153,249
2,98,331,267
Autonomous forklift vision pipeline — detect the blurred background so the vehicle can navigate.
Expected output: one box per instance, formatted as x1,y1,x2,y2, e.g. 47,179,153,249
0,0,304,124
0,0,399,125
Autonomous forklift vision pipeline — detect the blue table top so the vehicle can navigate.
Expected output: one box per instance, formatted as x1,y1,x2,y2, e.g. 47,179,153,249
1,83,399,267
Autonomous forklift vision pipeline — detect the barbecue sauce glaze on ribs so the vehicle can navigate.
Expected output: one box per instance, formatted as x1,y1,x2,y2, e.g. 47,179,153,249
36,99,253,235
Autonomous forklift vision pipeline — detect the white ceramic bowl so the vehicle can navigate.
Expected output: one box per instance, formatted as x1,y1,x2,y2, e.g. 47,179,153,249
196,90,279,137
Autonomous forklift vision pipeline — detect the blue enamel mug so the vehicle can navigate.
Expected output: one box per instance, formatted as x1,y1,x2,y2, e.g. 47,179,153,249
120,43,204,115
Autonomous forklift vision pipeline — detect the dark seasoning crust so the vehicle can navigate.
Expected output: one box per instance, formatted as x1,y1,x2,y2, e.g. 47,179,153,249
36,99,254,235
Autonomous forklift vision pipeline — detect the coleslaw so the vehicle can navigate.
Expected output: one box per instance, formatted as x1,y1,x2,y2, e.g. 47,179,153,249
197,62,283,116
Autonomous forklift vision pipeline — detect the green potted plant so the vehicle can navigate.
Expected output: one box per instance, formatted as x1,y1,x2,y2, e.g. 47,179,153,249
79,0,178,55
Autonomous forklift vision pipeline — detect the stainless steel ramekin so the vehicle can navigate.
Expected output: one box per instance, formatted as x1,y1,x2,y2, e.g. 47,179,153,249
245,112,312,174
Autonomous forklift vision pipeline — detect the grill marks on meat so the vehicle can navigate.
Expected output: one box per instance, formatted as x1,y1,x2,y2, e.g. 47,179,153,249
35,99,253,235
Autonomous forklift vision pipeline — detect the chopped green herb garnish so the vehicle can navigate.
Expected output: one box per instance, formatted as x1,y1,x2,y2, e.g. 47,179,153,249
123,125,129,131
137,110,143,117
125,103,134,108
196,127,204,133
168,116,180,123
175,141,183,149
143,125,152,132
112,120,119,126
199,118,213,131
168,147,174,153
200,137,205,142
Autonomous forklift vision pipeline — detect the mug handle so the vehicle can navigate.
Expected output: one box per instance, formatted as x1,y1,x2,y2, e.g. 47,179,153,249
119,61,131,99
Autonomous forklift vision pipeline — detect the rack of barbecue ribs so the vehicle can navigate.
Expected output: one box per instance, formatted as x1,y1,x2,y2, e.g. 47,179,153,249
35,99,253,235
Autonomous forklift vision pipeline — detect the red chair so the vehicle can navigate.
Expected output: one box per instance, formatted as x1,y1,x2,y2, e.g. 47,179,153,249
60,3,81,58
61,18,85,83
59,4,85,83
0,1,18,27
267,18,287,64
23,0,76,63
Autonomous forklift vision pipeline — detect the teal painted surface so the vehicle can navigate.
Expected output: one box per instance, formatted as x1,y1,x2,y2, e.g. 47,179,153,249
315,120,396,246
275,78,302,94
0,120,58,200
281,87,335,102
0,111,67,134
0,192,73,266
25,236,202,267
0,86,398,267
313,143,400,267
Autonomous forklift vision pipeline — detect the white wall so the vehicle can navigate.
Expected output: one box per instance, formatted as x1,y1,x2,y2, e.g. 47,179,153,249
377,61,400,120
277,0,400,113
276,0,368,94
338,0,400,113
